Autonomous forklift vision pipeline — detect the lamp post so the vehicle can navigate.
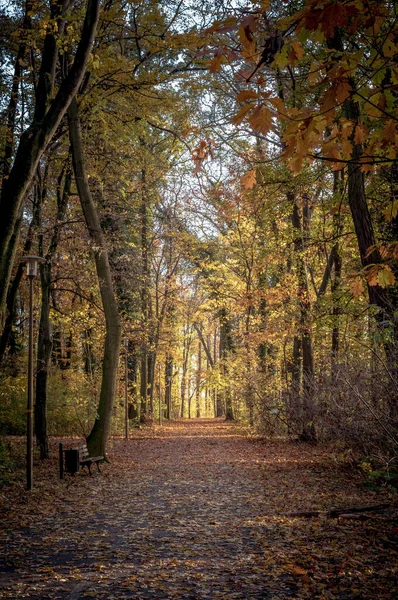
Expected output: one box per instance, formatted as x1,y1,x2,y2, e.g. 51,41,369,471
157,362,162,426
124,338,129,440
22,255,43,491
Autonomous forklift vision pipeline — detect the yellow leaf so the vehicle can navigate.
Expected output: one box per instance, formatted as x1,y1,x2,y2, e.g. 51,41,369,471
383,38,396,58
377,265,395,288
384,199,398,221
350,277,365,297
241,169,257,189
363,94,382,117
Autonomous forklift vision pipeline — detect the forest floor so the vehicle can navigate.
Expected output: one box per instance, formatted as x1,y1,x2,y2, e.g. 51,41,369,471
0,418,397,599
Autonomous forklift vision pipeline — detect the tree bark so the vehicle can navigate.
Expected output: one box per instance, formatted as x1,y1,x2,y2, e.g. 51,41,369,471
164,354,173,419
196,338,201,418
35,164,71,459
291,195,316,442
220,308,234,421
68,97,121,458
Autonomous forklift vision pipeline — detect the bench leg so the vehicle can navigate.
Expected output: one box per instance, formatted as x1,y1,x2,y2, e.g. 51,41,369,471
88,463,92,476
96,462,101,473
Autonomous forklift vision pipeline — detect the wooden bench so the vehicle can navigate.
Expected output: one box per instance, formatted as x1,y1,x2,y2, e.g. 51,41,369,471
78,444,104,475
59,443,104,478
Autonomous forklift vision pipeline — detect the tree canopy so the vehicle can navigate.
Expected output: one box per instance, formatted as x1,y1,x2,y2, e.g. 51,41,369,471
0,0,397,461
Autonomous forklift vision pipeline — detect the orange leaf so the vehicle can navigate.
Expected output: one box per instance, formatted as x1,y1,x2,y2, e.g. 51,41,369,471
237,89,258,102
350,277,365,297
335,81,351,104
365,265,379,287
209,54,222,73
248,104,272,134
353,125,366,145
241,169,257,189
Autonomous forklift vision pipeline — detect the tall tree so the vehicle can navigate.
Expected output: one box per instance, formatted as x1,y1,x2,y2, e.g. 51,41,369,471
0,0,100,332
68,97,121,457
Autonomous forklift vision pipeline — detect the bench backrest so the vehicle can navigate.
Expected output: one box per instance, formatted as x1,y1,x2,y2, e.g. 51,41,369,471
79,444,90,460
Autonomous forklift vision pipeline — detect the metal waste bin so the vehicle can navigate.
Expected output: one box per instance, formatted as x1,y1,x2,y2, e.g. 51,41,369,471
65,449,80,474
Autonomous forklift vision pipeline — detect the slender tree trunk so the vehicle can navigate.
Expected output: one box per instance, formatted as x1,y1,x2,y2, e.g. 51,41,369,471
164,354,173,419
68,97,121,458
180,326,191,418
196,338,201,418
220,308,234,421
140,169,149,419
331,171,343,377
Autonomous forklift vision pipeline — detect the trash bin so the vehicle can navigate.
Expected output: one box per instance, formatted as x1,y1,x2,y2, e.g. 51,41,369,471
65,449,80,474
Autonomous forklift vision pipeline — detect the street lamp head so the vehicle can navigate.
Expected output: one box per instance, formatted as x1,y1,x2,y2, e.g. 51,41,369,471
22,255,45,277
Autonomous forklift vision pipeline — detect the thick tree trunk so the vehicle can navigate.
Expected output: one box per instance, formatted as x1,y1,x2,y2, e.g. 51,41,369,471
0,191,41,365
0,0,100,333
68,97,121,458
345,97,397,417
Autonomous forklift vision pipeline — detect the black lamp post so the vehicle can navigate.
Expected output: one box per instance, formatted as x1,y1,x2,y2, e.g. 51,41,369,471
124,338,129,440
22,255,43,491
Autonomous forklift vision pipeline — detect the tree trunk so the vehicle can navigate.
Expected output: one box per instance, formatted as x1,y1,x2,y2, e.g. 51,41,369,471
0,0,100,333
345,96,397,417
291,195,316,442
180,326,191,418
196,338,201,418
0,190,41,365
220,308,234,421
68,97,121,458
164,354,173,419
331,171,344,377
35,165,70,459
139,169,149,419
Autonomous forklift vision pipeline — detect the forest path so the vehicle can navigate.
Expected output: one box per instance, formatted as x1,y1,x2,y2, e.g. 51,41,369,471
0,419,396,599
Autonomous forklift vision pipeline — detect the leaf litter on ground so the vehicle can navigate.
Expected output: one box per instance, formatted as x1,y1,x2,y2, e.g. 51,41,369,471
0,418,397,599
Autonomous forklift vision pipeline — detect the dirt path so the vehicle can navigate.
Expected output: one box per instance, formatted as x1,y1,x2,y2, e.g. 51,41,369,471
0,419,396,599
